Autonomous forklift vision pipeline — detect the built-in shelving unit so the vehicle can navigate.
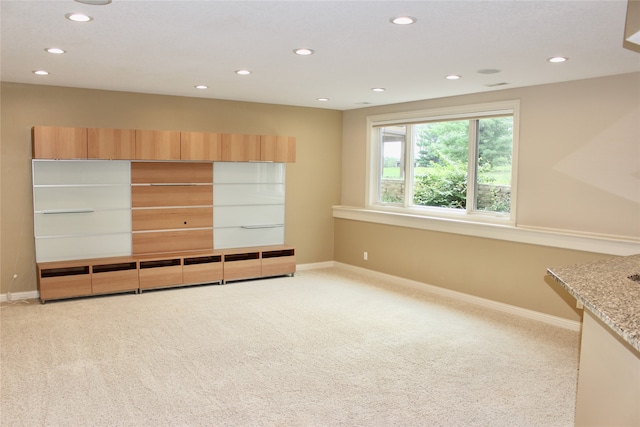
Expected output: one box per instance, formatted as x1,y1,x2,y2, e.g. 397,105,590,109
32,125,297,303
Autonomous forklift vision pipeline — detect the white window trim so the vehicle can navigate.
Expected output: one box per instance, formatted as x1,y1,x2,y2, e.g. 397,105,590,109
366,100,520,225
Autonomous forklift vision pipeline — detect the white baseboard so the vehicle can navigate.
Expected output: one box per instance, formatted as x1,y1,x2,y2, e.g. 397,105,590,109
1,290,39,303
296,261,335,271
333,262,582,332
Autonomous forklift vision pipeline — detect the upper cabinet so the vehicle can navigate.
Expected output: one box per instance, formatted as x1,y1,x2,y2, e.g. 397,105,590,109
32,126,87,159
135,129,181,160
221,134,261,162
181,131,222,161
33,126,295,163
261,135,296,163
88,128,135,160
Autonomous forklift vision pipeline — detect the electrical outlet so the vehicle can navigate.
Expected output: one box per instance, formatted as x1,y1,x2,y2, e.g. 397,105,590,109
363,251,368,261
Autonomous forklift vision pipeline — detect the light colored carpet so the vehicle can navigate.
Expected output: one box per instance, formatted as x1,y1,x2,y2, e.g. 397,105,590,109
1,267,579,426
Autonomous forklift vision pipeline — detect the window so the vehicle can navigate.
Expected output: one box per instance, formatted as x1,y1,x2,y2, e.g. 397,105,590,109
368,101,519,224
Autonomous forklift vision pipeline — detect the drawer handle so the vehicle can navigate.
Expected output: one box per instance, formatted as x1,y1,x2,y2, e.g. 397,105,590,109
241,224,284,229
42,209,94,214
149,183,197,186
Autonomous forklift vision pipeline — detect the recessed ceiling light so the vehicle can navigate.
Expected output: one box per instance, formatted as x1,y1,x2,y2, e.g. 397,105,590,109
390,16,417,25
194,85,208,90
46,48,66,54
33,70,49,76
446,75,461,80
74,0,112,4
65,13,93,22
317,98,330,102
547,56,568,63
293,48,314,56
371,88,385,92
235,69,251,75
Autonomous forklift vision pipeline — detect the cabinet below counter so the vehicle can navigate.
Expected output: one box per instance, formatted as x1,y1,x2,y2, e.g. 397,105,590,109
547,254,640,427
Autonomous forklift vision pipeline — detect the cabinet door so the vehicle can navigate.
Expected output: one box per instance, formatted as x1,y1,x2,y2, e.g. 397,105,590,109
88,128,136,160
181,131,222,161
32,126,87,159
221,134,261,161
135,130,181,160
261,135,296,162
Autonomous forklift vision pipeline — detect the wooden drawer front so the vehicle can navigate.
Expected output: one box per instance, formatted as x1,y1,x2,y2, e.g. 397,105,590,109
132,185,213,208
39,274,92,301
88,128,136,160
92,269,139,294
223,257,261,281
132,229,213,255
261,136,296,163
135,130,181,160
132,207,213,231
262,256,296,277
181,132,222,161
139,263,183,290
33,126,88,159
131,162,212,184
183,257,223,284
221,134,261,161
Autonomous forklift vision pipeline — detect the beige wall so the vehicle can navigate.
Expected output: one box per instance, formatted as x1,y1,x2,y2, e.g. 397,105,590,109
338,73,640,321
0,82,343,294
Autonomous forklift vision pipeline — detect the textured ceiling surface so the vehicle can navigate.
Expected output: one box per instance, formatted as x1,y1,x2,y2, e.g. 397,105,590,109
2,0,639,110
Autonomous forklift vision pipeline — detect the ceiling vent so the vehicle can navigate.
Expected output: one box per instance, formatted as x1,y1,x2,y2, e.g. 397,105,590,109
485,82,510,87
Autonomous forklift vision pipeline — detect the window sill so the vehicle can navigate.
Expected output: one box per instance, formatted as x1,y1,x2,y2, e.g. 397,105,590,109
332,205,640,256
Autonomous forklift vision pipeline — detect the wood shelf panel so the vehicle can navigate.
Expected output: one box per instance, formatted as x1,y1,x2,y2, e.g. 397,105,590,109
261,135,296,163
221,134,261,161
39,275,92,301
262,256,296,277
33,126,88,159
132,229,213,255
92,269,139,294
181,132,222,161
132,207,213,231
223,258,261,281
131,162,213,184
88,128,136,160
139,265,183,290
183,262,223,284
131,185,213,207
135,130,181,160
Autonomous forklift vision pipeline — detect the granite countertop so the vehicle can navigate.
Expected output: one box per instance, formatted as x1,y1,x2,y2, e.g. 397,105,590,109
547,254,640,353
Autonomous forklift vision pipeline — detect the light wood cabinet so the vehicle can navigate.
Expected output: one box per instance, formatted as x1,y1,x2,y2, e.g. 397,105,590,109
88,128,135,160
261,135,296,163
35,245,294,302
135,129,181,160
32,126,87,159
221,134,261,161
181,131,222,161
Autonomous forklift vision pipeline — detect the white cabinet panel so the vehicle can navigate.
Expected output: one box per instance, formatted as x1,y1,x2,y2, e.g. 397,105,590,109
214,227,284,249
33,160,130,185
34,186,131,211
213,184,284,206
214,162,284,183
34,209,131,236
214,205,284,228
35,234,132,262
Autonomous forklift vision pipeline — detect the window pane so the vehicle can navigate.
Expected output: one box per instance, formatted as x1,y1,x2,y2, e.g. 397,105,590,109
379,126,405,204
412,120,469,209
475,117,513,213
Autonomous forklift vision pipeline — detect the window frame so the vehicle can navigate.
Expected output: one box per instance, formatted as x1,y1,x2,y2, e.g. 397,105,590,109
366,100,520,225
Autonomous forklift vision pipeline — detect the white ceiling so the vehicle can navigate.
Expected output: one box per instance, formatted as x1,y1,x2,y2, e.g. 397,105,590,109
2,0,639,110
